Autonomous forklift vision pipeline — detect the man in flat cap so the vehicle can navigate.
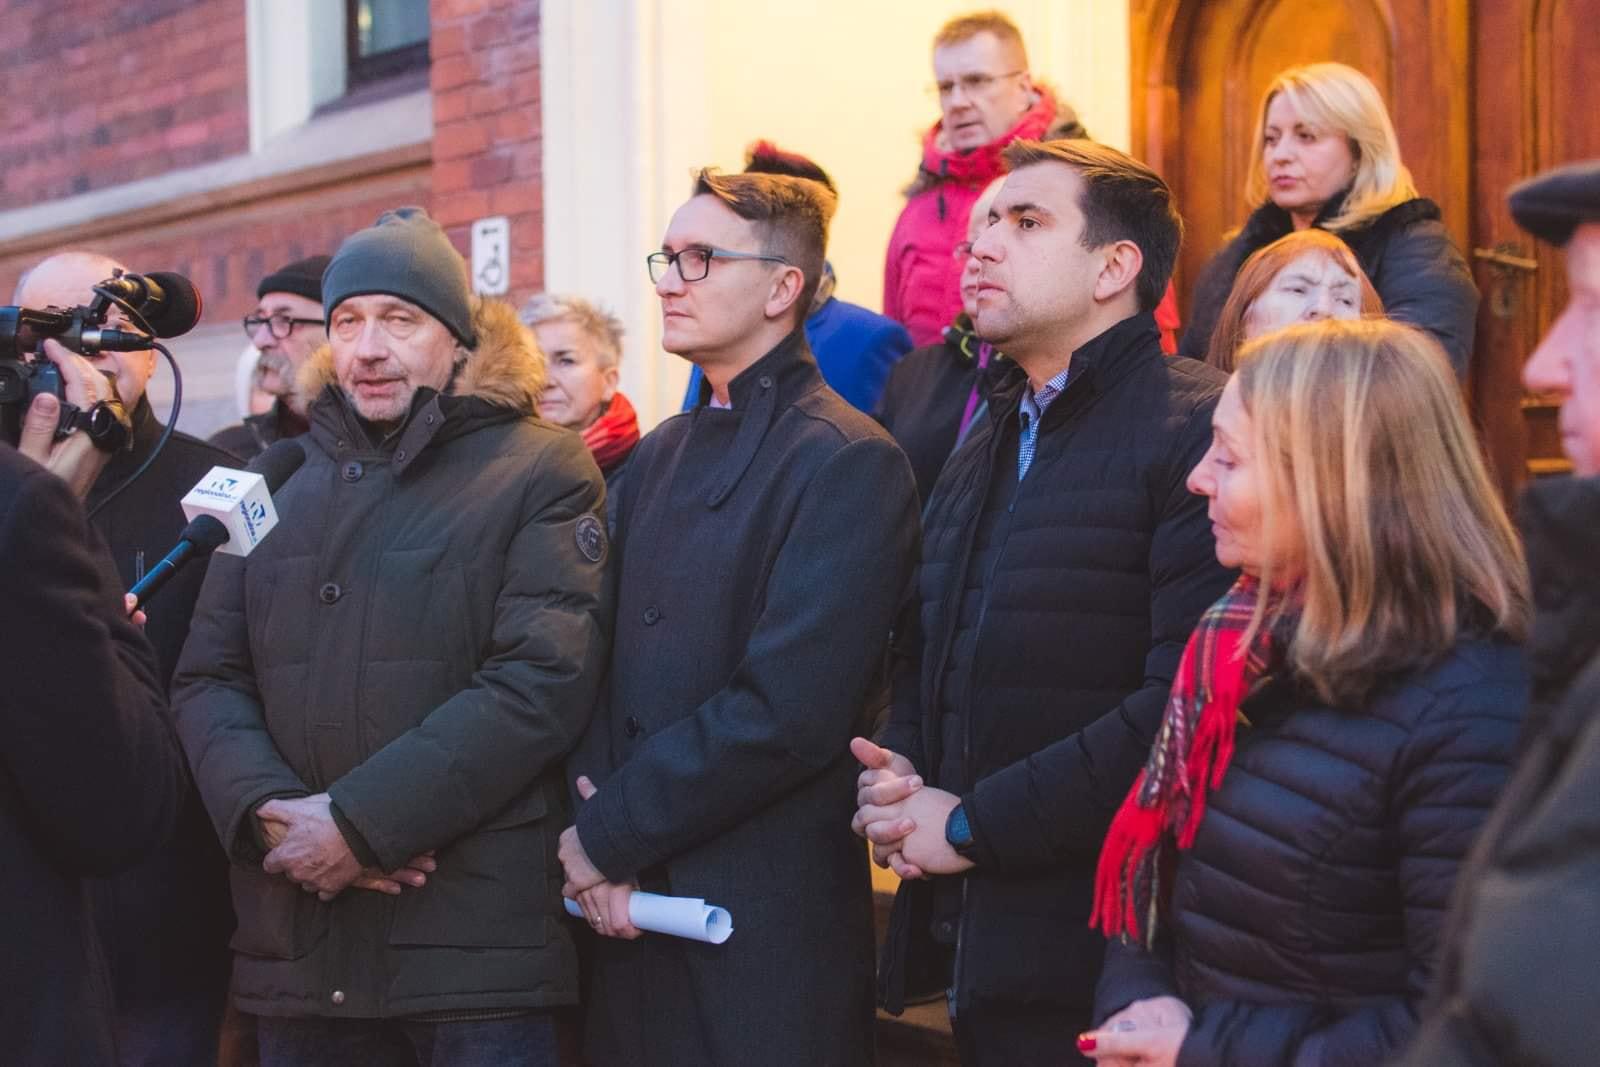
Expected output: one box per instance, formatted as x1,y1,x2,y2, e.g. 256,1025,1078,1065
211,254,331,462
1397,158,1600,1067
175,208,613,1065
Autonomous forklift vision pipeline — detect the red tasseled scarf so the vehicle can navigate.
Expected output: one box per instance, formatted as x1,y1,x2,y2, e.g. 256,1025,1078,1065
1090,575,1277,945
580,392,640,474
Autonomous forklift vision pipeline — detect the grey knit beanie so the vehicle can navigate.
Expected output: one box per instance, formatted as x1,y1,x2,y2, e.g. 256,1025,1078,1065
322,207,476,347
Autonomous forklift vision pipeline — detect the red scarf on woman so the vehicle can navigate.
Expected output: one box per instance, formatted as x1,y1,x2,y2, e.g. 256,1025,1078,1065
581,392,640,474
1091,575,1278,945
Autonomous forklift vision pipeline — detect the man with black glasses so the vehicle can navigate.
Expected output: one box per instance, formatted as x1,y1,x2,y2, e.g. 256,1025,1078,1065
209,255,330,462
561,170,919,1065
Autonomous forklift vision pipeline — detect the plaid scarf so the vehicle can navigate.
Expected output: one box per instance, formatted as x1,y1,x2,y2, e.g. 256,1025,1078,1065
1091,574,1277,945
581,391,640,475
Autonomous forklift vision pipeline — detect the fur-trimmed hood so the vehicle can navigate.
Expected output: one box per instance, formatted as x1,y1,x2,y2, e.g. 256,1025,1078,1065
295,297,546,416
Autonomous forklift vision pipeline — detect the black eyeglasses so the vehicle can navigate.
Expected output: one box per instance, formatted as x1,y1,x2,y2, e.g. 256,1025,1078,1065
243,313,325,340
647,246,791,284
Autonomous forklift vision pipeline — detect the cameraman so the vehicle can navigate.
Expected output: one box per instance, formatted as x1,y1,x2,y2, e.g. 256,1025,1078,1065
1,345,185,1065
15,251,239,1065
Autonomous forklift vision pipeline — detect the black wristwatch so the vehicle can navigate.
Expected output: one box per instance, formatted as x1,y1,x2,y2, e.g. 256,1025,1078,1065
945,801,977,859
59,400,130,453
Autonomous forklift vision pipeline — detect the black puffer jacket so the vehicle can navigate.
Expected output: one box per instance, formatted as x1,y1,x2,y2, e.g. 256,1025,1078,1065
1094,636,1527,1067
878,313,1234,1018
1179,194,1479,378
1396,477,1600,1067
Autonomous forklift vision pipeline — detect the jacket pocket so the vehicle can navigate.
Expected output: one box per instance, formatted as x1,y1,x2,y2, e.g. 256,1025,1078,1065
228,866,328,960
388,789,551,949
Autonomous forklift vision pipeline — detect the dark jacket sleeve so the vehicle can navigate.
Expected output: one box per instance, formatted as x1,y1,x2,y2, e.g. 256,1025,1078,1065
961,399,1234,873
173,553,313,864
1176,681,1520,1067
1,459,183,875
327,436,612,872
1094,935,1182,1023
576,436,919,880
1372,219,1479,380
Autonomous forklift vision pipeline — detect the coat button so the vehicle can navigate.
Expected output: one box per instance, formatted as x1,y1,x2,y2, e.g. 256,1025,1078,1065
318,582,342,605
936,919,955,939
624,716,641,739
330,990,345,1005
642,606,660,625
341,461,363,482
758,374,774,389
425,413,436,425
396,449,407,462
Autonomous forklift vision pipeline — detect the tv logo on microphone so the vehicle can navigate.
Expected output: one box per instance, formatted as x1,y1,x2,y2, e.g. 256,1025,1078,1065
182,465,279,556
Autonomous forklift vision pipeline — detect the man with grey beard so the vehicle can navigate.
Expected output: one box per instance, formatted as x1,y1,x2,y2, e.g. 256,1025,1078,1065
209,255,329,462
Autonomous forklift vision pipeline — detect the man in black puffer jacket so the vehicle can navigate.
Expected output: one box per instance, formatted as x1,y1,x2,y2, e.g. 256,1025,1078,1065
854,139,1233,1065
1396,160,1600,1067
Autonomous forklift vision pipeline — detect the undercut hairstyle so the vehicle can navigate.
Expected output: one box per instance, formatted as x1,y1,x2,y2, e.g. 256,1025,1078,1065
1233,318,1530,707
743,141,837,196
1207,228,1383,372
692,168,838,324
933,10,1028,66
518,293,626,369
1001,138,1182,313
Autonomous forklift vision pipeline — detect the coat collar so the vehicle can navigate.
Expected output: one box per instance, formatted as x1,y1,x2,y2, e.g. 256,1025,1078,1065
1520,476,1600,696
908,87,1060,193
983,311,1162,427
299,297,545,474
692,327,824,508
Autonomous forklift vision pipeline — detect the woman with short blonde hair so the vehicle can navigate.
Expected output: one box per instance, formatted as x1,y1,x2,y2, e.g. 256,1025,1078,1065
1082,318,1528,1066
1180,62,1478,379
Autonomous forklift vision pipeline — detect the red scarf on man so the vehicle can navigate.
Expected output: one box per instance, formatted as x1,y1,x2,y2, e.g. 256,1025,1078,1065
1091,575,1278,945
580,392,640,475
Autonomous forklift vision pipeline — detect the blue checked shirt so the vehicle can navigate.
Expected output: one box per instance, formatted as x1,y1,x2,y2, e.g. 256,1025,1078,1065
1016,365,1071,480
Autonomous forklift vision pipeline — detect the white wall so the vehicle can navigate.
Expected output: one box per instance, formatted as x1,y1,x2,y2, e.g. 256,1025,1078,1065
543,0,1131,429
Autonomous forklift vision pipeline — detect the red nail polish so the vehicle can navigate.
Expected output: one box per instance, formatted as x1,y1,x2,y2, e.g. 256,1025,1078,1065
1077,1034,1097,1053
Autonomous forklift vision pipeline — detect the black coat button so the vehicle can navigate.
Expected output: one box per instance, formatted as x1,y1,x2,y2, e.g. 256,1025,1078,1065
396,449,407,462
936,919,955,939
341,461,363,482
624,716,641,738
758,374,773,389
318,582,342,605
642,606,661,625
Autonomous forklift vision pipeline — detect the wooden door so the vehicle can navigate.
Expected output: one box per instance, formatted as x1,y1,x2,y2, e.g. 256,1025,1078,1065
1130,0,1470,321
1470,0,1600,497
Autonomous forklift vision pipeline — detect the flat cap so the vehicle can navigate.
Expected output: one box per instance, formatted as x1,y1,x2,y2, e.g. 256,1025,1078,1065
1509,158,1600,247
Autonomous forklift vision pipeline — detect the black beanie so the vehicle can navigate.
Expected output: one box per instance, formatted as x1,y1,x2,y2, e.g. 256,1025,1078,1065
257,254,332,302
322,207,476,347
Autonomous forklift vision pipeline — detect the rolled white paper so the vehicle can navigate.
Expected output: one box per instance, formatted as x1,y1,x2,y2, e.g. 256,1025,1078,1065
564,891,734,944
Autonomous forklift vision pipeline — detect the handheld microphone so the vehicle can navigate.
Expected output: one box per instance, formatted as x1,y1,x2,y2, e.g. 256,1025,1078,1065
94,271,204,339
127,440,305,609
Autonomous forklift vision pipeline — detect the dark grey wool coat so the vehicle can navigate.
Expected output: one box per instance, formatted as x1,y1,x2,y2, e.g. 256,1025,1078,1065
173,300,613,1019
571,329,920,1067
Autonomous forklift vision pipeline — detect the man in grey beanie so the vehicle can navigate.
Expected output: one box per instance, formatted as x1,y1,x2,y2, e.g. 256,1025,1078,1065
174,207,614,1066
210,253,332,462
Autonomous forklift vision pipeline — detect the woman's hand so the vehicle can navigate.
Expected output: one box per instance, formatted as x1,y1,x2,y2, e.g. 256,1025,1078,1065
1080,995,1191,1066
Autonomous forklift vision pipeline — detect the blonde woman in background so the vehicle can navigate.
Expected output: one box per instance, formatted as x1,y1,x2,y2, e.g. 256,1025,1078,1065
1177,62,1478,378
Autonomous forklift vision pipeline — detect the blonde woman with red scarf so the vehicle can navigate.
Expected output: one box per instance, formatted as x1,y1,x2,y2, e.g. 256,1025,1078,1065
521,294,641,501
1080,319,1529,1067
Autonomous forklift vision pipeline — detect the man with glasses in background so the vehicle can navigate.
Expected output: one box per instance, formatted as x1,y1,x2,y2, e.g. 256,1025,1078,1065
210,255,330,463
560,170,918,1065
883,10,1088,346
14,249,240,1065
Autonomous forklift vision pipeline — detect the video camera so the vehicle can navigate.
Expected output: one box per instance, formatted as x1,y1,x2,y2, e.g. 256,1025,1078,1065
0,270,201,448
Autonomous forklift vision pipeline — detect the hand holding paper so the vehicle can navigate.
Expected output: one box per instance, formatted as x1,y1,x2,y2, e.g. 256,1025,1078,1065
563,892,734,945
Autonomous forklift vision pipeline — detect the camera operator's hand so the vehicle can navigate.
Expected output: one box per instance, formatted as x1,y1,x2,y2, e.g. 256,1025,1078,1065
16,342,122,500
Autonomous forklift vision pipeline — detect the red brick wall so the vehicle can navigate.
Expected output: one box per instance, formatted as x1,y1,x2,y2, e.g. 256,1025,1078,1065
430,0,543,303
0,0,249,211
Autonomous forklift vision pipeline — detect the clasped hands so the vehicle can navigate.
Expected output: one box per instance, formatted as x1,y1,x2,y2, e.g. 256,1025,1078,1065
848,737,972,879
558,775,641,941
257,793,435,902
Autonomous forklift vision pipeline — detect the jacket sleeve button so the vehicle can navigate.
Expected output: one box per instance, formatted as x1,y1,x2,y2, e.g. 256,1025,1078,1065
330,990,345,1005
319,582,343,605
642,606,661,625
396,449,407,462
